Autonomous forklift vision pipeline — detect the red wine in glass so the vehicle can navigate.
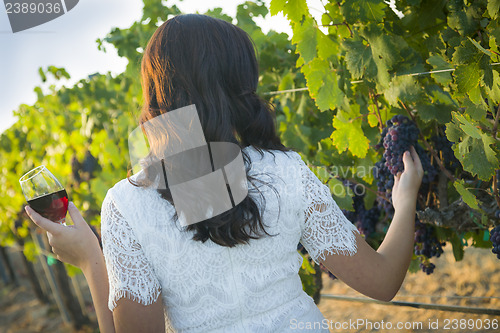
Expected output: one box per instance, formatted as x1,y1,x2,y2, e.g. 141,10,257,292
27,189,69,223
20,166,69,225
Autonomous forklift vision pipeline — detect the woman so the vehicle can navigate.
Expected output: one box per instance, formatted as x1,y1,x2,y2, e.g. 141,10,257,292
25,14,423,333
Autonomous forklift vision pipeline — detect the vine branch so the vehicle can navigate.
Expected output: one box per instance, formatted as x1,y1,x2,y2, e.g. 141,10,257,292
491,103,500,140
369,91,384,132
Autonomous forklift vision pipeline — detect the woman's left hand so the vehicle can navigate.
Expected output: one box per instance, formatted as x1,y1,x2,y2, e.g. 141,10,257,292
25,202,102,270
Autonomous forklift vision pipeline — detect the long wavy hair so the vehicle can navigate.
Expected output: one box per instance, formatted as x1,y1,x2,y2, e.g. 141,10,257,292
129,14,290,247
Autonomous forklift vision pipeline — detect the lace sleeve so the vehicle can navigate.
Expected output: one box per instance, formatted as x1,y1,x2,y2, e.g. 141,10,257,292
297,157,359,265
101,192,162,311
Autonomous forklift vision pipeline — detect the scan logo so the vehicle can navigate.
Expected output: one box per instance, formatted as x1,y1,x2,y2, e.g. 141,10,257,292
128,105,249,227
4,0,79,33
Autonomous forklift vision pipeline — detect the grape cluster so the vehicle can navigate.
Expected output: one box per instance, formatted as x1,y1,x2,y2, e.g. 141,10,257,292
82,150,98,176
495,170,500,221
71,155,81,183
356,206,381,237
374,115,437,220
374,115,442,274
420,262,436,275
414,221,444,258
341,180,380,238
491,226,500,260
431,134,460,172
381,115,420,176
71,150,100,184
376,115,437,182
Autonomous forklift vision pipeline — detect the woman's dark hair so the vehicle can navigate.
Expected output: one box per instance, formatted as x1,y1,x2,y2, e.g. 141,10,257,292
129,13,290,247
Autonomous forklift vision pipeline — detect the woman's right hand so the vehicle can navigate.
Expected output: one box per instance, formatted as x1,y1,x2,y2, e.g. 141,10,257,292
25,202,102,271
391,145,424,212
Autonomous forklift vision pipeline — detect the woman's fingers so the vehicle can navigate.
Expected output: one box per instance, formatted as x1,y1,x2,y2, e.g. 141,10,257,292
402,150,415,173
409,146,424,177
67,202,87,227
25,206,65,235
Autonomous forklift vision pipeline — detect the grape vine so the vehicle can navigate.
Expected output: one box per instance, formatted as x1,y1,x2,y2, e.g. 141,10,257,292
271,0,500,269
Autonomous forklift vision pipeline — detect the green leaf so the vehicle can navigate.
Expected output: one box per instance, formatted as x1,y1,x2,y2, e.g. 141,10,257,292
450,233,464,261
342,0,386,23
426,54,453,85
453,180,479,210
270,0,308,22
361,24,397,88
416,104,453,124
454,113,482,139
479,53,494,89
301,254,316,273
291,17,317,64
454,64,482,97
488,0,500,19
331,112,370,158
448,112,499,180
452,39,479,65
445,120,463,143
452,39,491,95
457,135,498,180
485,70,500,104
38,67,47,83
328,177,347,197
333,193,354,211
343,40,376,80
408,257,420,273
463,98,487,121
301,58,344,111
269,0,285,16
384,76,422,106
317,30,339,60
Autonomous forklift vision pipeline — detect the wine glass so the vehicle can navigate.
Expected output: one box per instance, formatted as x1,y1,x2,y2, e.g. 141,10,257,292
19,165,69,225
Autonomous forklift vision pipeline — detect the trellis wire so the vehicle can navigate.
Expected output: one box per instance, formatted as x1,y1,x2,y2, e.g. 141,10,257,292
395,294,500,301
321,294,500,316
263,62,500,95
326,293,500,301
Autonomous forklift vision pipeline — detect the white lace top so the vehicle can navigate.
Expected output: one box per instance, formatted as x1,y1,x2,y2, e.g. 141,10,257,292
100,146,359,332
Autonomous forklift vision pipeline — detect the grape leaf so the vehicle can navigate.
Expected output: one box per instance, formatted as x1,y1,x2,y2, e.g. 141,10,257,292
445,120,463,143
479,54,494,89
384,75,423,106
457,135,498,180
454,113,482,139
291,17,317,63
452,39,480,65
343,40,376,80
453,180,479,210
328,177,347,197
361,24,397,88
454,64,482,99
447,5,477,36
463,98,487,121
487,0,500,19
485,70,500,103
341,0,386,23
269,0,308,23
317,30,339,60
426,54,453,85
301,58,344,111
331,112,370,158
450,233,465,261
416,104,453,124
